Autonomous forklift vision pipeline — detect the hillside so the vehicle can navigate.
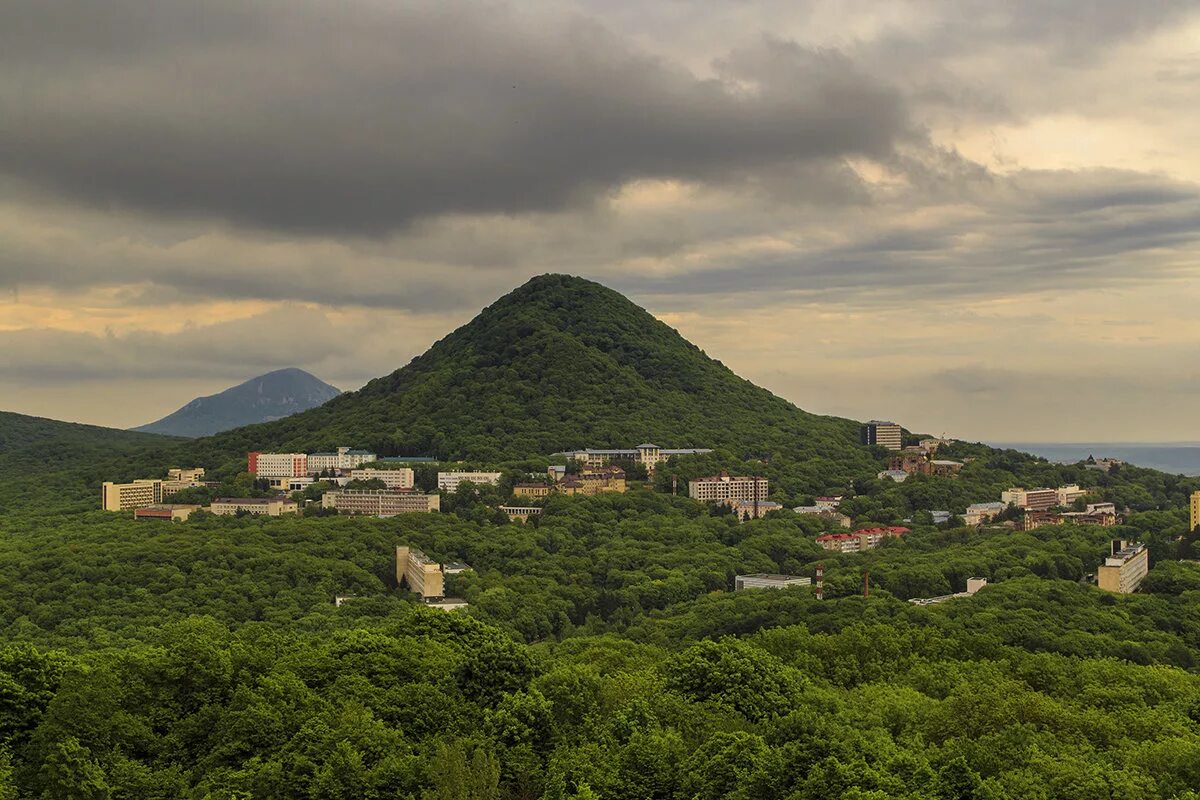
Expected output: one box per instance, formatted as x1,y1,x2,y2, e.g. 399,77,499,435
133,367,341,437
0,411,181,514
186,274,872,470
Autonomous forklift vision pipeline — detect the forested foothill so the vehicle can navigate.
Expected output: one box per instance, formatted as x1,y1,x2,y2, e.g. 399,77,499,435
3,276,1200,798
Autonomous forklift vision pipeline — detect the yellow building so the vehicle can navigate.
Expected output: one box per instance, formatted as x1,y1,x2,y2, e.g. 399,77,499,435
556,467,626,496
1097,540,1149,594
101,480,163,511
209,497,299,516
134,504,201,522
396,545,444,600
513,483,552,499
1191,491,1200,532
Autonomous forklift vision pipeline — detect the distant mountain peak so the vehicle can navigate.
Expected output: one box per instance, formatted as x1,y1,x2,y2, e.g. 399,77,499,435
132,368,341,438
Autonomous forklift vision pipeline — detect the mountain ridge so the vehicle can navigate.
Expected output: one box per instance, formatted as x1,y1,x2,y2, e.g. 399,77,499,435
133,367,341,438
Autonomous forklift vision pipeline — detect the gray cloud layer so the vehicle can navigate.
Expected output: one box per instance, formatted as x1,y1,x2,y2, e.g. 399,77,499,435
1,0,906,235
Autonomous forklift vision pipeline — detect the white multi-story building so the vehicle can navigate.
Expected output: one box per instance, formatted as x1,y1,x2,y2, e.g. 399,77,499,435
735,574,812,591
308,447,378,474
248,452,308,478
558,444,712,471
437,471,502,492
688,473,768,503
350,468,415,490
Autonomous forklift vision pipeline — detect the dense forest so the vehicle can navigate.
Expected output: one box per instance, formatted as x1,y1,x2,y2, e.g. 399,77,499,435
3,275,1200,797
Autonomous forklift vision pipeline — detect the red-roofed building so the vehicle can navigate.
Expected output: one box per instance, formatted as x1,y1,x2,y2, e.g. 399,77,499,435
817,526,910,553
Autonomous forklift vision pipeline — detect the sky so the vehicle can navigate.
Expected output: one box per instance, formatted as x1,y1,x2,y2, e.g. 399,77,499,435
2,0,1199,441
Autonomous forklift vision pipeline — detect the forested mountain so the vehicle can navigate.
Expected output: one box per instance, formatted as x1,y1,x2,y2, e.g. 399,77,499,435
182,274,871,470
133,367,341,437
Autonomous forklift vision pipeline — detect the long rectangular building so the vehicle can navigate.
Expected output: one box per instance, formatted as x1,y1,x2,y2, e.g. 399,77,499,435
209,497,298,516
350,468,415,489
322,490,440,516
558,444,712,471
248,452,308,478
1001,487,1058,511
1097,540,1149,594
102,480,164,511
396,546,444,600
308,447,378,473
438,471,502,492
688,472,768,503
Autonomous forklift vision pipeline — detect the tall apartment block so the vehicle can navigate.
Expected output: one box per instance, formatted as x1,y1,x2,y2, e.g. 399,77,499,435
1001,487,1059,511
861,421,903,451
102,480,164,511
396,546,444,600
688,472,768,503
437,471,502,492
349,468,415,489
322,490,440,516
1191,491,1200,532
1096,539,1149,594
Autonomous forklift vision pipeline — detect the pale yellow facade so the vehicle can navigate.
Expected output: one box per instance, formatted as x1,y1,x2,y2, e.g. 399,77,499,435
101,480,163,511
209,497,298,516
396,545,445,600
1191,491,1200,532
1097,541,1149,594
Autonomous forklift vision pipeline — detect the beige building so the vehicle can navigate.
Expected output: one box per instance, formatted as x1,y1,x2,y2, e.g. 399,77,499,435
350,468,415,489
1191,491,1200,532
965,502,1007,526
308,447,378,473
134,504,201,522
1001,487,1059,511
167,467,205,483
437,471,502,492
513,483,552,499
1097,540,1149,594
1056,484,1088,506
396,545,444,600
322,490,440,516
688,472,768,503
500,505,543,523
209,497,299,516
728,499,784,521
557,467,627,496
862,421,903,450
102,480,164,511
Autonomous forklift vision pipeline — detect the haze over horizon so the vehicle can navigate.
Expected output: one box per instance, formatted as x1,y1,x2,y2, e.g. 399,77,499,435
2,1,1199,441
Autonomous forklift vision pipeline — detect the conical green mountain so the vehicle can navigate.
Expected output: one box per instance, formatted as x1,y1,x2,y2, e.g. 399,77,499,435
188,274,871,468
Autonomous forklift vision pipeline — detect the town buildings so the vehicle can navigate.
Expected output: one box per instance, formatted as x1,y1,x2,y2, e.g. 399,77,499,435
209,497,299,516
248,452,308,478
728,499,784,521
321,490,440,516
877,470,909,483
735,574,812,591
792,507,853,528
816,527,910,553
395,546,444,600
1056,484,1087,506
688,473,768,503
814,496,843,511
500,505,543,523
513,483,552,499
1001,487,1059,511
437,471,502,492
133,504,201,522
965,502,1007,526
102,480,165,511
349,468,414,489
557,466,626,496
309,447,378,473
1022,507,1118,531
861,421,903,451
102,467,207,511
1191,491,1200,532
558,444,712,471
1097,540,1149,594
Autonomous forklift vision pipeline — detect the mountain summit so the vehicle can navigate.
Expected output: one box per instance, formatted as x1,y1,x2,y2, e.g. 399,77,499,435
133,368,341,438
191,275,866,467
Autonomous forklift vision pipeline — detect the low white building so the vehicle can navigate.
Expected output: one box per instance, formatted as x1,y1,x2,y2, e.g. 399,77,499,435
350,468,415,490
735,573,812,591
965,502,1007,526
438,471,502,492
308,447,378,474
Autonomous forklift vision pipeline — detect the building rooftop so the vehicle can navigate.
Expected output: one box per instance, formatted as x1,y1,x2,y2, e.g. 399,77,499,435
738,573,808,581
213,497,280,504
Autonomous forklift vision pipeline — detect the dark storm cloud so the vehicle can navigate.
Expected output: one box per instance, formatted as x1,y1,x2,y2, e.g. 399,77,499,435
0,0,907,236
